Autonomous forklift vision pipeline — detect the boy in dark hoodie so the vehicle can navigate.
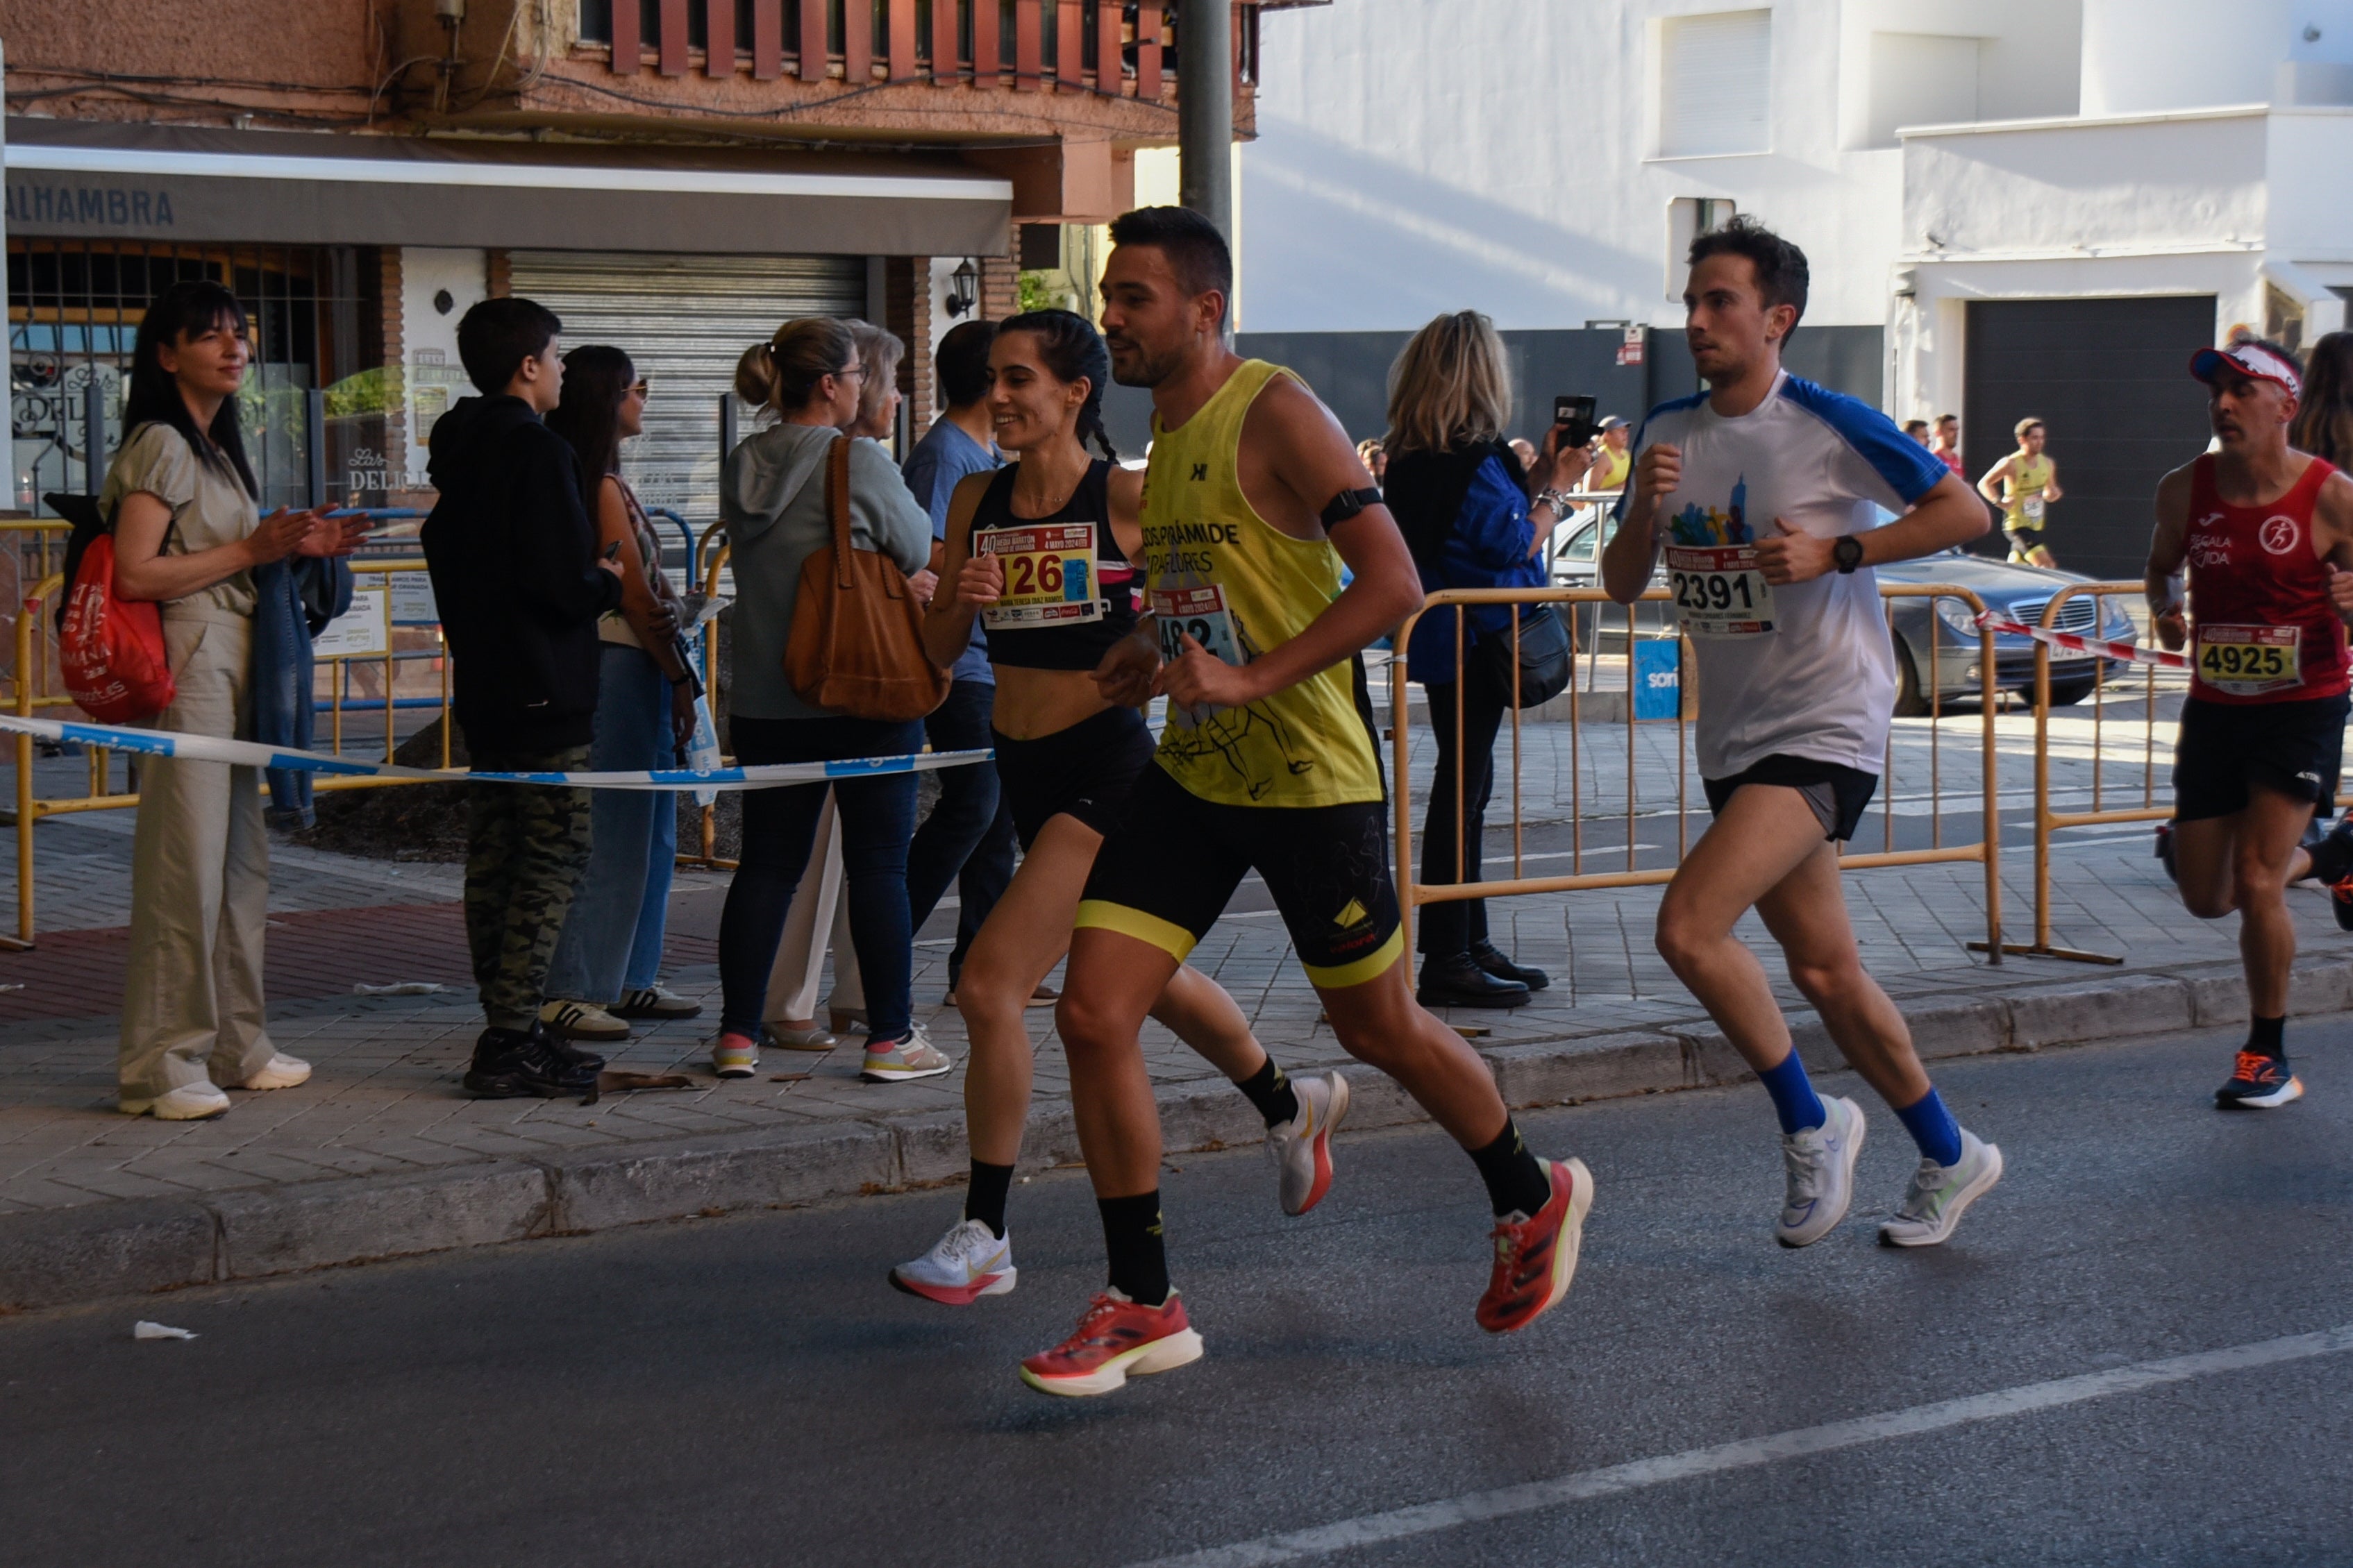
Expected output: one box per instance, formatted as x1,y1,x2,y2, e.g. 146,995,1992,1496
422,297,625,1098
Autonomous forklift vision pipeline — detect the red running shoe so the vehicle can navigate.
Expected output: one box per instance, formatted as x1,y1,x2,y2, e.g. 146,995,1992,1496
1475,1157,1594,1334
1019,1290,1205,1397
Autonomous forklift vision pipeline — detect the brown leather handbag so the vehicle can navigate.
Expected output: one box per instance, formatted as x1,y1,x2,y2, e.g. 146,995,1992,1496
785,435,949,721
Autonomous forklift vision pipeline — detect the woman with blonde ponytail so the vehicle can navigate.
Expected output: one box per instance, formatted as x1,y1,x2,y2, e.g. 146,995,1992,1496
712,317,945,1088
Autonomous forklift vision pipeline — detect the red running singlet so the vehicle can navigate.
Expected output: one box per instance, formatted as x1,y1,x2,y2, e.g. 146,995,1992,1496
2184,452,2350,705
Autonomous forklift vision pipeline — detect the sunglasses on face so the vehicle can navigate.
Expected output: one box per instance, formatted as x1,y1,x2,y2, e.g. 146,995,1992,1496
630,378,650,396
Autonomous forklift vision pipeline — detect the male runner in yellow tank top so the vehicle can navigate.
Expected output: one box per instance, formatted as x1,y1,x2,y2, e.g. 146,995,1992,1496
1012,208,1593,1399
1976,417,2063,567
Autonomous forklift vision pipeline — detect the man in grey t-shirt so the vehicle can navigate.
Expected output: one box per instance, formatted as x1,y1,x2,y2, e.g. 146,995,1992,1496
902,319,1020,996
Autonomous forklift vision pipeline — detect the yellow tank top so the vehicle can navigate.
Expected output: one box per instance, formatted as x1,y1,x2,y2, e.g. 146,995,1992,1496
1139,360,1384,809
1592,445,1631,492
2003,454,2053,530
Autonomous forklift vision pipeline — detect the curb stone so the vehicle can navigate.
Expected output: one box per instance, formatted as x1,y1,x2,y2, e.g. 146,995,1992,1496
2,956,2341,1311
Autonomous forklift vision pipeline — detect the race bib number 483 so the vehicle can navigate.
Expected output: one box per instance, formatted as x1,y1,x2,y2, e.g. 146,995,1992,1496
2195,623,2302,696
977,523,1100,630
1666,545,1777,639
1151,582,1244,666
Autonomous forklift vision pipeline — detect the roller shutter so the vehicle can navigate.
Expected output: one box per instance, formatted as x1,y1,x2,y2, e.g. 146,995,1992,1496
1962,296,2216,580
506,251,867,523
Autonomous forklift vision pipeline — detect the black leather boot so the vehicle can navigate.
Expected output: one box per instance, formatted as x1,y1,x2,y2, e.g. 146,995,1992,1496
1470,940,1550,990
1415,952,1530,1009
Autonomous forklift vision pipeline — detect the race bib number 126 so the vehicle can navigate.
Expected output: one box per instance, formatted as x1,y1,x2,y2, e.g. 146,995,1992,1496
1666,544,1777,639
977,523,1101,630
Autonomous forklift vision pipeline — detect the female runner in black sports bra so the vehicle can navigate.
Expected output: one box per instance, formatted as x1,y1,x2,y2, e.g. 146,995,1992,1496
890,311,1348,1305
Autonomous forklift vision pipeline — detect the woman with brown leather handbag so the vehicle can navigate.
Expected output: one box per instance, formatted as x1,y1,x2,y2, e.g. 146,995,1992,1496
712,316,950,1087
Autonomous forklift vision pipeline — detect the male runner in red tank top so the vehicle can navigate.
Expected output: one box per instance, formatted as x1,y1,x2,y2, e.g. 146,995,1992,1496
2146,339,2353,1108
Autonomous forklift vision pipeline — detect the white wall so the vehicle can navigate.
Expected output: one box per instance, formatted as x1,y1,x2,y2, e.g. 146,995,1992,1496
398,247,487,491
2080,0,2353,115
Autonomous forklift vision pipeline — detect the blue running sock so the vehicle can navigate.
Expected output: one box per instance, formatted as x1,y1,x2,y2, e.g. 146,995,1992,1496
1756,1049,1827,1135
1894,1087,1964,1167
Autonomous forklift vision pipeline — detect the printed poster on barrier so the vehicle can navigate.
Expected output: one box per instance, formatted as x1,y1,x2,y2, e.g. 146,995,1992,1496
389,573,439,627
312,587,390,659
1632,639,1682,721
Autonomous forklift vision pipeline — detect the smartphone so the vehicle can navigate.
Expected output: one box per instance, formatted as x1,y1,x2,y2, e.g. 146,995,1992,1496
1553,395,1599,449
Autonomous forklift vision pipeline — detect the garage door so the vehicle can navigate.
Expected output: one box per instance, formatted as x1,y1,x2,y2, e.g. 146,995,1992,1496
1963,296,2216,580
508,251,867,525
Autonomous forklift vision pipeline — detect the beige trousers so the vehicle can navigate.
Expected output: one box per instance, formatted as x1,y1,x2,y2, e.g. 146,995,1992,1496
763,788,863,1025
118,610,276,1097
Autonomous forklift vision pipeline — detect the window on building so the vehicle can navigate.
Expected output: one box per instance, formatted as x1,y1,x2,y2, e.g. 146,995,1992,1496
1866,32,1981,147
1665,197,1738,298
1659,10,1772,158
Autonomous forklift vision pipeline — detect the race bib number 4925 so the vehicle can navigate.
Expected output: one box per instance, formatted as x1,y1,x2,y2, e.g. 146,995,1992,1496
2195,623,2302,696
977,523,1100,630
1666,545,1777,638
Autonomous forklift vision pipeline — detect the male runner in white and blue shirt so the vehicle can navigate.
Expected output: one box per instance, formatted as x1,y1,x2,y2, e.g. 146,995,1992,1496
1603,217,2007,1250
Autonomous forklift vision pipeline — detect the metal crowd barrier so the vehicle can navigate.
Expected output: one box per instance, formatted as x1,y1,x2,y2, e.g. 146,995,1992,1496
1391,581,2007,963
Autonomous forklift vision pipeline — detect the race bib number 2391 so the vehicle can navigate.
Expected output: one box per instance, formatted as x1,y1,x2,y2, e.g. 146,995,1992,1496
1666,544,1777,639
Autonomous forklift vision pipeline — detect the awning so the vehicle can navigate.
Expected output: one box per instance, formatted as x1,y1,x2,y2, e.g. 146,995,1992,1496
1,120,1012,257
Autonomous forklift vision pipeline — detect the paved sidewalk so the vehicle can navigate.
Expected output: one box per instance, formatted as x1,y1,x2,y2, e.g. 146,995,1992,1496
8,680,2351,1306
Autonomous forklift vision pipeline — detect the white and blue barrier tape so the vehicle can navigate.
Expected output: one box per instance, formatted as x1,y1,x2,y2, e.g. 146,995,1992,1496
0,713,989,791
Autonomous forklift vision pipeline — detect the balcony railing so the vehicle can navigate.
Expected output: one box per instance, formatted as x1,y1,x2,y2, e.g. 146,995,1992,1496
580,1,1259,97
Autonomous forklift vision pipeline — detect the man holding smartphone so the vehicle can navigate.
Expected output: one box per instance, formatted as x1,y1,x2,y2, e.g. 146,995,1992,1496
1602,217,2002,1253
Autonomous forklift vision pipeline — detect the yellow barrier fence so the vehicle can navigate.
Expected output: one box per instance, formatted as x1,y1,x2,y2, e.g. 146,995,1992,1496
1391,582,2006,961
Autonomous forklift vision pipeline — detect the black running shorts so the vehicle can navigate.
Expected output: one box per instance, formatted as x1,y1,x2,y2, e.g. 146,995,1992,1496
1075,763,1404,988
1702,753,1881,843
2173,694,2348,823
991,705,1157,850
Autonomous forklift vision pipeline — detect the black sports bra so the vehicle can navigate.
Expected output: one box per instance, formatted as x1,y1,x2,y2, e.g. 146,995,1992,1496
966,459,1139,671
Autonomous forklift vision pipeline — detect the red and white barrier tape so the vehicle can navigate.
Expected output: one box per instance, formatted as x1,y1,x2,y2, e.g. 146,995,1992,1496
1973,614,2185,671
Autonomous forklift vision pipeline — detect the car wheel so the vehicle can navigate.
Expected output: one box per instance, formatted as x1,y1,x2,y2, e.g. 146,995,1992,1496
2048,674,2100,707
1893,639,1928,718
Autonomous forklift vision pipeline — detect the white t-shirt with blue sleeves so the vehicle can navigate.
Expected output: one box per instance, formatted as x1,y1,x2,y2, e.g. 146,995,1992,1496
1623,371,1949,779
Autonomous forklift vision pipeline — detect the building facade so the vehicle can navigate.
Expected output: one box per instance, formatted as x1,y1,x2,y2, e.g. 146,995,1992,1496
1246,0,2353,575
1,0,1309,521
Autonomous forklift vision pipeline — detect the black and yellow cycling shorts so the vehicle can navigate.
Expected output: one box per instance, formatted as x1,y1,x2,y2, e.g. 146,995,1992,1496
1075,763,1405,989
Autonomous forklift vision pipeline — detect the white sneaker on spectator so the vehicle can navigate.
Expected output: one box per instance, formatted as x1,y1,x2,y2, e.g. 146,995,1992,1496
119,1082,231,1120
539,999,632,1043
228,1054,312,1092
861,1027,953,1084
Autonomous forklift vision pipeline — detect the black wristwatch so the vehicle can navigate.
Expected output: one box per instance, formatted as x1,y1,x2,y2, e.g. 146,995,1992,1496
1833,535,1864,574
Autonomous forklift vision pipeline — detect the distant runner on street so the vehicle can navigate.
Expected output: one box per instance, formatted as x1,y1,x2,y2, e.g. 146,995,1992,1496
2146,338,2353,1110
1603,216,2003,1252
1977,417,2063,566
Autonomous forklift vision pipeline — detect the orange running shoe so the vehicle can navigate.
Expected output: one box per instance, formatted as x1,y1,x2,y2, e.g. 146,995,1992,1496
1474,1157,1594,1333
1019,1290,1204,1397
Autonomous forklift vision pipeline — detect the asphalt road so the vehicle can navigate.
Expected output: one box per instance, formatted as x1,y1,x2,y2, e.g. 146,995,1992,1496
6,1023,2350,1567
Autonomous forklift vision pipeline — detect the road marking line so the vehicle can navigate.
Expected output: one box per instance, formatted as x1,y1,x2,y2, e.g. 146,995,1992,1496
1125,1323,2353,1568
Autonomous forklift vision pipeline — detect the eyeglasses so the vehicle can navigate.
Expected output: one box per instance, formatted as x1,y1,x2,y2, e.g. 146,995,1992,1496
630,378,650,396
834,365,869,381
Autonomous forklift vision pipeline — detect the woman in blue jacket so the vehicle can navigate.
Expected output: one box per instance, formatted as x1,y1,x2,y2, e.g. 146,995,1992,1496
1384,311,1591,1009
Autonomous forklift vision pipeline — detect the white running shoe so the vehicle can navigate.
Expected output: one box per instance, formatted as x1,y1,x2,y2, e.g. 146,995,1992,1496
861,1027,953,1084
226,1053,313,1092
1266,1070,1350,1216
539,999,632,1043
1879,1128,2004,1248
119,1082,231,1120
1776,1095,1865,1249
712,1032,758,1080
890,1217,1017,1305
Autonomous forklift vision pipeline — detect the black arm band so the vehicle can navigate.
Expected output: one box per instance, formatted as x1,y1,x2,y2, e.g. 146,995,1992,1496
1320,486,1384,528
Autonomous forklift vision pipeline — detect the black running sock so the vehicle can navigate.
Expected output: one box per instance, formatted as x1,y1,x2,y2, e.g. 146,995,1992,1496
964,1159,1015,1239
1468,1118,1554,1217
1098,1191,1171,1306
2248,1015,2286,1059
1234,1058,1300,1129
2309,820,2353,885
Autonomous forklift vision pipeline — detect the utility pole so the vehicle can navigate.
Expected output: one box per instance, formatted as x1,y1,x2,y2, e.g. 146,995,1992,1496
1176,0,1232,244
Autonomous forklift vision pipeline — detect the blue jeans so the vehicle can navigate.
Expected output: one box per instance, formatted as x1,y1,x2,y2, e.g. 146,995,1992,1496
719,713,923,1041
545,644,680,1003
903,677,1018,975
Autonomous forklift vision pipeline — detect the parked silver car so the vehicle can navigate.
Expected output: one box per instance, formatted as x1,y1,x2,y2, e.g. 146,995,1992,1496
1546,514,2138,714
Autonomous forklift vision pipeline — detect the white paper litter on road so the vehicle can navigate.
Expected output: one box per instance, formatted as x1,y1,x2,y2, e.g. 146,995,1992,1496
133,1321,196,1340
352,982,450,996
